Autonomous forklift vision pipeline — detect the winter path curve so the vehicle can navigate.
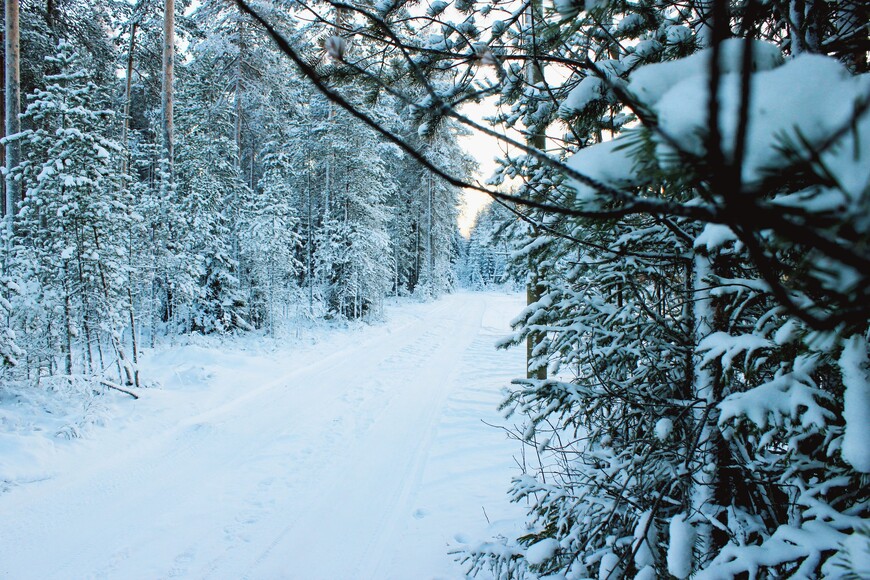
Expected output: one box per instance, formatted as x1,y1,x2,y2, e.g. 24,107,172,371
0,291,527,579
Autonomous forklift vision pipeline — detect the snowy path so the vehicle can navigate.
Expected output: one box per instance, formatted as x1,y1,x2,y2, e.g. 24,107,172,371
0,292,527,579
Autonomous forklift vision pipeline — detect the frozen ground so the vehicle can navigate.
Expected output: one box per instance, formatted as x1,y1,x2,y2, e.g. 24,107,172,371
0,291,528,579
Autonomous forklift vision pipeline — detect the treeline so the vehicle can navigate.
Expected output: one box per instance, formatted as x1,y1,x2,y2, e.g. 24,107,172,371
0,0,471,386
457,201,513,289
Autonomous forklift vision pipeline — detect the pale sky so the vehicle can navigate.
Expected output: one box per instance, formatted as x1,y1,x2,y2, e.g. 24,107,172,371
455,99,511,236
456,140,497,236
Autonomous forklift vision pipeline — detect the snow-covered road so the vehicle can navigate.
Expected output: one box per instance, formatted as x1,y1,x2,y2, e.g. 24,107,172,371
0,291,527,579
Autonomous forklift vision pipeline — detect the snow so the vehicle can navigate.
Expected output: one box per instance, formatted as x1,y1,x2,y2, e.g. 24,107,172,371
628,39,782,106
667,513,695,579
694,224,738,252
654,417,673,441
719,354,835,432
828,533,870,578
0,291,527,579
839,335,870,473
698,331,771,371
634,565,656,580
633,510,657,568
637,49,870,192
566,138,640,202
559,77,604,117
700,518,855,579
665,25,692,45
632,39,661,59
616,13,644,35
428,1,448,17
598,552,620,579
526,537,560,565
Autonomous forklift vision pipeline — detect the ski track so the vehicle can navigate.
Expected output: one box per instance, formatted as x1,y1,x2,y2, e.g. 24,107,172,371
0,291,526,580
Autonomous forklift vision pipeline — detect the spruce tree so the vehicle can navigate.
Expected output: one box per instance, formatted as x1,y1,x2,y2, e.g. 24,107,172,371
15,41,132,379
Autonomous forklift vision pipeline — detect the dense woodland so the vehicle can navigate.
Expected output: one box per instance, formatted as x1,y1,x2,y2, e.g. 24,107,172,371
2,0,869,578
0,0,478,387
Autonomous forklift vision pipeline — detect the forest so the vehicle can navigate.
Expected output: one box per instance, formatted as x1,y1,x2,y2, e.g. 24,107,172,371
0,0,481,387
1,0,869,578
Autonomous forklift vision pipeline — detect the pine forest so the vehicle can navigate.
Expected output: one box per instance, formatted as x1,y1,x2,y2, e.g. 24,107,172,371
0,0,868,578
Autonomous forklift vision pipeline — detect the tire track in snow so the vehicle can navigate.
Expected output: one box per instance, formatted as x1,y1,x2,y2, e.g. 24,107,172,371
235,295,488,579
370,293,528,578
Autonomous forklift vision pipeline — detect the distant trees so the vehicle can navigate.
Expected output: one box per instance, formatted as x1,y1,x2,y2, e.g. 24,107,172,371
459,202,512,289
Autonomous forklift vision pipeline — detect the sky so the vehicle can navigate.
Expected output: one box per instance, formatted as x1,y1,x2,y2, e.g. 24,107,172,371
456,133,498,235
455,98,513,236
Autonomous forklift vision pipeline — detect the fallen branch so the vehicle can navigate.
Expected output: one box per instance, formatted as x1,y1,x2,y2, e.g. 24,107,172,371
99,380,140,400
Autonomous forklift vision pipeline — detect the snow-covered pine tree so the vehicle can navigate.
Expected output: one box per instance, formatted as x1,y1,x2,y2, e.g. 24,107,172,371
173,59,249,334
449,1,870,578
13,41,134,381
314,105,394,319
238,144,302,333
0,272,23,373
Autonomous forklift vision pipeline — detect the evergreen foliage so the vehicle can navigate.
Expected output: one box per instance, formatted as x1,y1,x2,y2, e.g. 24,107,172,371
447,2,869,577
1,2,468,388
12,41,130,377
1,0,866,576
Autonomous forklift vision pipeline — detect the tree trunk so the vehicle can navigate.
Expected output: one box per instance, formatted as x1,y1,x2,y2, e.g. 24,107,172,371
4,0,20,239
524,0,546,381
1,27,5,220
162,0,175,173
234,17,244,170
121,22,140,386
688,249,720,570
789,0,822,55
427,172,433,285
63,267,74,375
45,0,55,29
121,21,138,176
128,286,140,386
